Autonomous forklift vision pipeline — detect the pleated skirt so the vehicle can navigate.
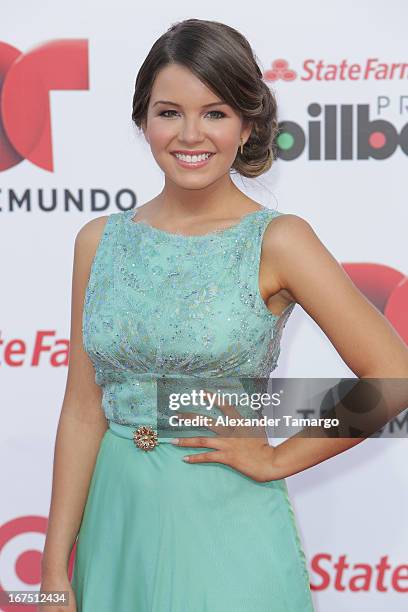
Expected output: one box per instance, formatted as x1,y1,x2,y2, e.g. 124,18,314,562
71,423,315,611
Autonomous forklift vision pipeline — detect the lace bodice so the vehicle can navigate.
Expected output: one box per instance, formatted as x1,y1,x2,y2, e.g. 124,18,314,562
82,206,296,428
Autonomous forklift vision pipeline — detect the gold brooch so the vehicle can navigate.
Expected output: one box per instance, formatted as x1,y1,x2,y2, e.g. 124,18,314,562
133,425,159,451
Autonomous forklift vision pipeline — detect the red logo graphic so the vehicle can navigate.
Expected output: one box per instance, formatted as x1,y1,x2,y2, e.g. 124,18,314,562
343,263,408,344
0,331,69,367
0,516,76,611
0,40,89,172
311,552,408,593
264,58,408,82
264,58,297,82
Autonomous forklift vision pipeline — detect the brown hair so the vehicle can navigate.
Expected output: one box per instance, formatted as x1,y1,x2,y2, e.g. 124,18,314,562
131,18,279,179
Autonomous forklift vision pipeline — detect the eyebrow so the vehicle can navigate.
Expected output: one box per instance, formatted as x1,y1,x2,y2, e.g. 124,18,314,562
152,100,227,108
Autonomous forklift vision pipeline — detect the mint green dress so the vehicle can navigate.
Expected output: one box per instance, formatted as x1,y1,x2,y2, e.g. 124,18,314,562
71,206,315,611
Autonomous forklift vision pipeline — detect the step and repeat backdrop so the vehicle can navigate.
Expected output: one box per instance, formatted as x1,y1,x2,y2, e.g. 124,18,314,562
1,2,407,611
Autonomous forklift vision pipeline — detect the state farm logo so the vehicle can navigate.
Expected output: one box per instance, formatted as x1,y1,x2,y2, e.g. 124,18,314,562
264,59,297,81
311,553,408,593
0,40,89,172
264,58,408,81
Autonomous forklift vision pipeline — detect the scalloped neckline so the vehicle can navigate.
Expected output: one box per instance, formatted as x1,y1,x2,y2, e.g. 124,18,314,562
125,206,269,240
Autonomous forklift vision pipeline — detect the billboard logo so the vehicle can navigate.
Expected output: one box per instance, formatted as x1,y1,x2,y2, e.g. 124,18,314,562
276,103,408,160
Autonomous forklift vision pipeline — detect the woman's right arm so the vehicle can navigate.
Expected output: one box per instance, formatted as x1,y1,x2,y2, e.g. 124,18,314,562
41,215,110,583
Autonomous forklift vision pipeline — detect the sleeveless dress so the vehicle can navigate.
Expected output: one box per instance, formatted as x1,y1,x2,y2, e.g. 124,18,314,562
71,206,315,612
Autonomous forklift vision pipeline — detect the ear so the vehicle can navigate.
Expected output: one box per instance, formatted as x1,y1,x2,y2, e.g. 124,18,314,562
241,119,253,146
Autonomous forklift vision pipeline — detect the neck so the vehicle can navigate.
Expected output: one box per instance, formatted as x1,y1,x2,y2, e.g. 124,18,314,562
155,175,244,221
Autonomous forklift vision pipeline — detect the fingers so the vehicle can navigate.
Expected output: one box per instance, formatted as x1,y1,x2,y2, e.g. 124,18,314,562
174,436,223,449
183,451,227,464
174,436,226,464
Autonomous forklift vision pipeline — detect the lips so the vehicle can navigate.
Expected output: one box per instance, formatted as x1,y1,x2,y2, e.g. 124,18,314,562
171,152,215,160
171,151,215,169
171,151,215,156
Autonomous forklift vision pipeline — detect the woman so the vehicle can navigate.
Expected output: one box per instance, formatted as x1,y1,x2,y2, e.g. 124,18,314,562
40,18,408,612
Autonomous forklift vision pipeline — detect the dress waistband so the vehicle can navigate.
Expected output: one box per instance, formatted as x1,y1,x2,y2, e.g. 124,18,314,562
108,420,215,447
108,421,177,444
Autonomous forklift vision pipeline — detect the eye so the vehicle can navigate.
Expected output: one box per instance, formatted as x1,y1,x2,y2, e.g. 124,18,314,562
207,110,226,119
158,110,178,118
158,110,226,119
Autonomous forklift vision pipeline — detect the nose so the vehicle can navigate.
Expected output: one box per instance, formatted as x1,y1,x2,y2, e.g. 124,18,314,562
178,117,205,145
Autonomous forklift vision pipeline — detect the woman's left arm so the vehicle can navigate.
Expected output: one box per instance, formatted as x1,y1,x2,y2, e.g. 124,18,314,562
265,214,408,479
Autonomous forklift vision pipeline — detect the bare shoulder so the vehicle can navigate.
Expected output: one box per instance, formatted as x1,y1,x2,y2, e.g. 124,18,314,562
261,213,318,299
262,210,345,303
263,213,317,260
72,214,112,285
266,211,313,238
75,214,111,253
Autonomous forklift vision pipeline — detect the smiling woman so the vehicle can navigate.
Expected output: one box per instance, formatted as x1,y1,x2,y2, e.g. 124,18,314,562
56,18,318,612
40,15,408,612
132,23,278,181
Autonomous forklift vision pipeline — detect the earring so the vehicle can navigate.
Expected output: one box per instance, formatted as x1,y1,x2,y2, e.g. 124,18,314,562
240,137,244,155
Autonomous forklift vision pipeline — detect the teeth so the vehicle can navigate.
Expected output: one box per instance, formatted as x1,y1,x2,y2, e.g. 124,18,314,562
174,153,212,163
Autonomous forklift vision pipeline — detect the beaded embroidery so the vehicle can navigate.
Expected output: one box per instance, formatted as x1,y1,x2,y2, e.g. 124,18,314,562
82,206,296,426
